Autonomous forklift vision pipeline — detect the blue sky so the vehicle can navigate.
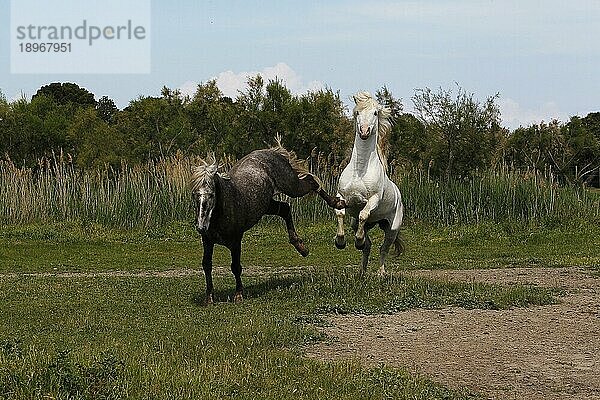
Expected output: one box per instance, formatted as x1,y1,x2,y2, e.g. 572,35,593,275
1,0,599,129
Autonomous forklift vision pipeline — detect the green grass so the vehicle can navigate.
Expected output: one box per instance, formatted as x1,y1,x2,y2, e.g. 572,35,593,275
0,222,584,399
2,220,599,274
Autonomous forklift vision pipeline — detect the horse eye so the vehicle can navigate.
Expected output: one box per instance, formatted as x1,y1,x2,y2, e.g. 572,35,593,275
374,110,378,116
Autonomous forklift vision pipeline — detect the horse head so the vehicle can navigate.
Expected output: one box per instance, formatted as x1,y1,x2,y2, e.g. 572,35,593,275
352,91,392,168
191,153,220,234
353,91,390,141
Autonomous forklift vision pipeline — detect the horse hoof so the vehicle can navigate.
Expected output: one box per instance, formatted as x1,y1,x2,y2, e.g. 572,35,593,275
355,237,365,250
204,294,214,306
292,238,309,257
299,247,309,257
233,291,243,303
335,199,347,210
334,236,346,249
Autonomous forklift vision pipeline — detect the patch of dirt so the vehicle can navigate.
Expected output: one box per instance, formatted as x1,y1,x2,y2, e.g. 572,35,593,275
306,267,600,400
0,269,202,279
0,265,309,279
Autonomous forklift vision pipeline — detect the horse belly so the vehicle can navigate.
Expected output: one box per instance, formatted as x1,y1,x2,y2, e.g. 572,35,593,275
370,182,402,226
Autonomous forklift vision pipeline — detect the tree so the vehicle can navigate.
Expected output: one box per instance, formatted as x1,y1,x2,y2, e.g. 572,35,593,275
235,75,269,152
579,112,600,186
284,88,353,160
3,94,73,166
233,76,352,159
186,80,240,156
33,82,96,108
389,113,427,169
116,90,194,162
412,85,503,179
561,116,600,184
372,86,431,170
376,85,402,118
0,90,8,158
582,112,600,141
503,114,600,185
505,120,566,174
96,96,119,124
69,107,124,169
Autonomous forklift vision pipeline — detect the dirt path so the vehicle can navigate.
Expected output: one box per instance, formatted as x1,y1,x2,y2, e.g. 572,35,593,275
306,267,600,400
0,265,308,279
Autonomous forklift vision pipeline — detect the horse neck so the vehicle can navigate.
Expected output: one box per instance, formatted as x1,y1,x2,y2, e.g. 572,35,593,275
350,131,379,175
212,174,226,219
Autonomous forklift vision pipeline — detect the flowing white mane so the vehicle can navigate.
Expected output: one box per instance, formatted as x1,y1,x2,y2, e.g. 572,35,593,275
352,91,392,168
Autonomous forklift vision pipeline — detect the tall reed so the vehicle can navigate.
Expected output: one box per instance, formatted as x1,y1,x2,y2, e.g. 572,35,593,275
1,156,598,229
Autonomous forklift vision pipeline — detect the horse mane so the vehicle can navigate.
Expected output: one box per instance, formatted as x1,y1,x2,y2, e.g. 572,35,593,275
271,135,323,189
191,154,229,192
353,91,392,170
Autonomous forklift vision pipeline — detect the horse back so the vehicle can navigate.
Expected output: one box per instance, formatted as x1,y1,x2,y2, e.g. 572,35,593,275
231,149,307,197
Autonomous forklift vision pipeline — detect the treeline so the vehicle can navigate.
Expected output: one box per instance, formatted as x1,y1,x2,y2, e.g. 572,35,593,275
0,80,599,185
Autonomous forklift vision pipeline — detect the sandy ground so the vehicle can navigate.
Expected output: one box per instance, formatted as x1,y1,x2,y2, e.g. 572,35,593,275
306,267,600,400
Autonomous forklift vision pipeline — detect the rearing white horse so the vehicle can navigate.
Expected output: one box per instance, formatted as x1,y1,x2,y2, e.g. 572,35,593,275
335,91,404,274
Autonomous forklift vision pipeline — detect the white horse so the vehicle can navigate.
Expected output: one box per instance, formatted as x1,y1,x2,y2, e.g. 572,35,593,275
335,91,404,274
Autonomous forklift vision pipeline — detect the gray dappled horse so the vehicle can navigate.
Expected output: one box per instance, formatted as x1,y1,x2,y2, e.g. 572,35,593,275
192,143,345,304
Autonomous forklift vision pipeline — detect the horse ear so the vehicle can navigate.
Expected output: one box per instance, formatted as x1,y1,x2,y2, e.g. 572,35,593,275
207,152,217,166
352,94,358,104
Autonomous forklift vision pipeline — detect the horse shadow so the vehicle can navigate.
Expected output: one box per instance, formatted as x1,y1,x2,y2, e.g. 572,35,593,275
191,274,305,306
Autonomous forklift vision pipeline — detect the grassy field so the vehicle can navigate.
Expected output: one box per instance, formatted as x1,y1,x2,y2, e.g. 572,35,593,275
2,221,596,399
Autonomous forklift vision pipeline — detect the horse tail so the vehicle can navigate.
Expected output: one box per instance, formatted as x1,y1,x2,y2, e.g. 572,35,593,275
393,231,405,257
271,137,322,190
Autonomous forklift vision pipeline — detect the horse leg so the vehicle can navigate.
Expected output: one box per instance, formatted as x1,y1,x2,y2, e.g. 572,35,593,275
377,221,398,276
318,188,346,209
310,175,346,209
201,237,215,305
230,239,243,303
360,232,372,274
355,194,380,250
334,194,346,249
267,199,309,257
291,174,346,209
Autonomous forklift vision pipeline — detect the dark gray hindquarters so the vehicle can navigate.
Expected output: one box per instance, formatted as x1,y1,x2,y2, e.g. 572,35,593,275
232,149,315,199
239,149,344,208
229,150,311,255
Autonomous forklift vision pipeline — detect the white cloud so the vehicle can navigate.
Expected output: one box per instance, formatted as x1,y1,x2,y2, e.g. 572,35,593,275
177,81,199,99
178,62,324,100
499,98,569,130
